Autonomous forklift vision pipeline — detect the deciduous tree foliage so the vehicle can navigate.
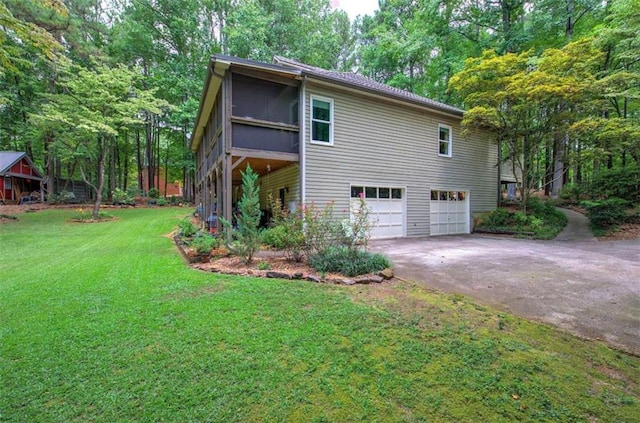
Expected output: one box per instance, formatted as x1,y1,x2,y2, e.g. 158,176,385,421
35,62,169,219
449,39,601,208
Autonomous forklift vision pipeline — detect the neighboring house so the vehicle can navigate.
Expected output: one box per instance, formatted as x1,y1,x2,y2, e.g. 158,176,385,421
0,151,44,204
140,167,183,197
190,55,498,238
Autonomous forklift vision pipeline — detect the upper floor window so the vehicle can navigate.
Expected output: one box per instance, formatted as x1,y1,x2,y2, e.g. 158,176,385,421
438,124,452,157
311,95,333,145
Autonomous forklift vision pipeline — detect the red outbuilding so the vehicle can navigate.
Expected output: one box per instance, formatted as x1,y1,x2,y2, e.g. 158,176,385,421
0,151,44,204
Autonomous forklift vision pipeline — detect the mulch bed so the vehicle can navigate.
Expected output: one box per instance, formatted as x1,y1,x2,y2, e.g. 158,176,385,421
174,237,395,285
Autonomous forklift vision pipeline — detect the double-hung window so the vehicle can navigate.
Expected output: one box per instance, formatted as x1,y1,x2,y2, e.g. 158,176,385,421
438,124,452,157
311,95,333,145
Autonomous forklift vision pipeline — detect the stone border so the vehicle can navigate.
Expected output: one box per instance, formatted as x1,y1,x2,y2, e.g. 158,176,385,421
191,262,395,286
174,236,395,285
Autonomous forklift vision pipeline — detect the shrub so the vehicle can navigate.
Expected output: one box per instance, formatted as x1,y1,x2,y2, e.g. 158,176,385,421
220,165,262,264
48,190,76,204
178,218,198,238
627,206,640,224
559,183,583,203
148,188,159,199
156,198,167,206
257,261,271,270
112,187,133,205
588,167,640,203
71,208,113,221
264,195,305,262
191,234,218,254
301,201,343,257
340,196,376,252
261,225,287,250
582,198,628,229
309,246,391,277
127,186,140,198
483,208,510,227
475,198,566,239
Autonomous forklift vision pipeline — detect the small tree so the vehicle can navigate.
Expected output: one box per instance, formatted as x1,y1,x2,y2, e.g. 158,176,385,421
220,165,262,264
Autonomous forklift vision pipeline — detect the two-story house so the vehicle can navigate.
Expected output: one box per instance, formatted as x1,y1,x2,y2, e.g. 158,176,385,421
190,55,498,238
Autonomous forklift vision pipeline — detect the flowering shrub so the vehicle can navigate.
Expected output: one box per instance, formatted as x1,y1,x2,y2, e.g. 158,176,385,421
301,201,343,258
342,196,376,251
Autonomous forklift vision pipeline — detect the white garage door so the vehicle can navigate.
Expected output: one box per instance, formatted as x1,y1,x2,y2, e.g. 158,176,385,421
430,190,469,236
351,186,404,239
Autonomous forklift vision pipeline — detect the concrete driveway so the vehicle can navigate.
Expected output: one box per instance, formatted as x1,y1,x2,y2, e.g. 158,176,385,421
370,235,640,354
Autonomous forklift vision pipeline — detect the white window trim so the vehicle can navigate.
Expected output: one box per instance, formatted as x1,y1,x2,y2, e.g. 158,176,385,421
438,124,452,158
310,95,334,146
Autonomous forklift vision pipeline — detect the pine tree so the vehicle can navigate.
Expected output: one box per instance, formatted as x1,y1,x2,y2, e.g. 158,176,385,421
220,164,262,264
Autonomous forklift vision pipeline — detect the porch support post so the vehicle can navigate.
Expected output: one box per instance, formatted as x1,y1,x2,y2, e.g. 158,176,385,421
215,164,222,232
222,71,233,240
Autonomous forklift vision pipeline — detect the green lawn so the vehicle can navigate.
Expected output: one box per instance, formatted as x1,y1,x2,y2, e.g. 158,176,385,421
1,207,638,422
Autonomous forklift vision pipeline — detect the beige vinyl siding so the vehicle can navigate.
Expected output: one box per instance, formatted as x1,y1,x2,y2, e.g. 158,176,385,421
258,164,300,210
303,83,497,237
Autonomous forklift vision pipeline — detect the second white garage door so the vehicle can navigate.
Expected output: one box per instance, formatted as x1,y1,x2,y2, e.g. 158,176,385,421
430,190,469,236
351,185,405,239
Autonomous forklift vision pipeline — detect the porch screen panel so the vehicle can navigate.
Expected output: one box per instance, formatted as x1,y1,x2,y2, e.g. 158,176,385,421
232,124,299,153
232,74,298,125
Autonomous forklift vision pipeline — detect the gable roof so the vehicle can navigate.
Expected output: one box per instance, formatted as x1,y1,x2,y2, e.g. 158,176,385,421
273,56,464,117
0,151,44,180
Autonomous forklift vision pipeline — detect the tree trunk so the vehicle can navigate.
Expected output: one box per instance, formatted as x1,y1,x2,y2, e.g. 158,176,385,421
44,131,55,195
551,133,565,197
93,135,108,220
109,139,116,200
155,122,161,194
164,140,169,198
544,141,552,196
146,113,154,192
123,131,129,191
136,127,143,195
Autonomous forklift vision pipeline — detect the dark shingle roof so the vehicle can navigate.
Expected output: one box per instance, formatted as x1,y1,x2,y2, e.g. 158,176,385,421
273,56,463,117
215,54,301,77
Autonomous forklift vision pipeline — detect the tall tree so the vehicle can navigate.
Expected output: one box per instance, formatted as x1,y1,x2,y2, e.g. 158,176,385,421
35,62,169,219
449,39,600,209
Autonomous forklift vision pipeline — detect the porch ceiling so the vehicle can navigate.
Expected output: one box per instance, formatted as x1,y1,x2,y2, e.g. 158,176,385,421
231,157,296,185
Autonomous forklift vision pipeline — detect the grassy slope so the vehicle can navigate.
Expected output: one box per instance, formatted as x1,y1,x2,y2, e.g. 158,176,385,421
0,207,638,422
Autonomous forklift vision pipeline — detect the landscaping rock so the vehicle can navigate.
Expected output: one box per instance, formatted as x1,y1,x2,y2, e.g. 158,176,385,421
292,272,304,280
306,275,322,283
339,278,356,286
379,268,394,280
355,275,384,284
266,271,292,280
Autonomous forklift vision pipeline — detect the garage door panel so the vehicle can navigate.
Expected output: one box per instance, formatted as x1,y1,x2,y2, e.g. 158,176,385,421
430,189,469,236
351,186,405,239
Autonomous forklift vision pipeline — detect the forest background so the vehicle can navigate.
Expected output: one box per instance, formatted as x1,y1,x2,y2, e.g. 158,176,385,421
1,0,638,205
